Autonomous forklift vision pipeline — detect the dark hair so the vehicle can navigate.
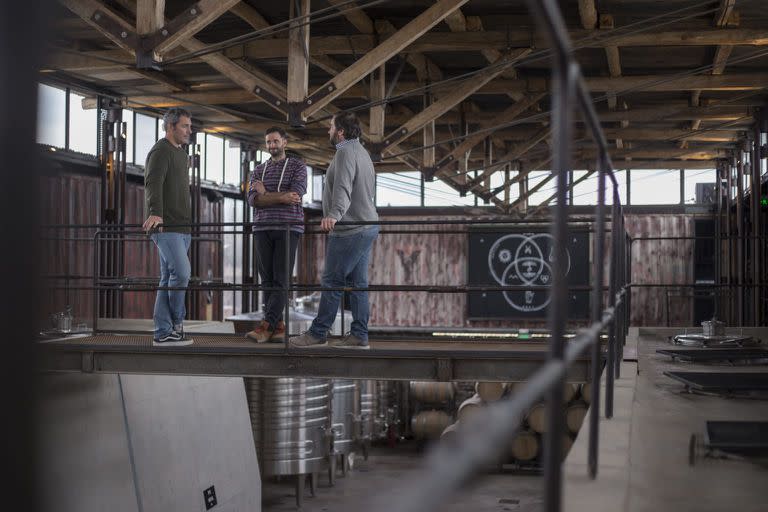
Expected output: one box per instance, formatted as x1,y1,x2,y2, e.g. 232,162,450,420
162,107,192,130
264,126,287,139
333,111,361,140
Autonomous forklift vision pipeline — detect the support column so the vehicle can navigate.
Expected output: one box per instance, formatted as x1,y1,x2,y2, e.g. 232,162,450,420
287,0,310,126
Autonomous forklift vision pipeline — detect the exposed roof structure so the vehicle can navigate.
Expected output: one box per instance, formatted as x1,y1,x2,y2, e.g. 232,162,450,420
45,0,768,209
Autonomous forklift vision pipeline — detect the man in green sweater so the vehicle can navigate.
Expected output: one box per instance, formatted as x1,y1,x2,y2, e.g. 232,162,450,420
143,108,194,346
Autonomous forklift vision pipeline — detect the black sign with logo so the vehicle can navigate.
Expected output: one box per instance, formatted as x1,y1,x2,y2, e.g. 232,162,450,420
467,229,590,319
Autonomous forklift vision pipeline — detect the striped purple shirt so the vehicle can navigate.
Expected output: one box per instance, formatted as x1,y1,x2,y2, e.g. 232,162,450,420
248,156,307,233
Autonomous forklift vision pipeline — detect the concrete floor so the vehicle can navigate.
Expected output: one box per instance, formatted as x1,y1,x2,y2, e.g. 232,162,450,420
261,443,544,512
565,327,768,512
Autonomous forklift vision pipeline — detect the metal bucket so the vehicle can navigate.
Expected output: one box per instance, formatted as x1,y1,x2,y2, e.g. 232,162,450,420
246,377,331,476
331,379,359,455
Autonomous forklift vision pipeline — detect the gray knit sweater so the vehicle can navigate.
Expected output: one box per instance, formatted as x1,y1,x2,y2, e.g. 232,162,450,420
323,139,378,235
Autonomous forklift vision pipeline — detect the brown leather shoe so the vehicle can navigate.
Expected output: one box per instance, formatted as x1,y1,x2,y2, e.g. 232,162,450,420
245,320,274,343
271,321,286,341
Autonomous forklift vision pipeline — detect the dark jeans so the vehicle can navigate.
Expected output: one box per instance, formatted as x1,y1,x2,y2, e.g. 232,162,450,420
254,230,301,328
309,225,379,342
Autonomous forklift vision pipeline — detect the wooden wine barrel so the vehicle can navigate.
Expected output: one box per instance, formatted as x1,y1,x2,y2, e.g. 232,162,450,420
409,381,455,404
457,394,484,422
566,402,588,433
509,430,540,461
526,403,547,433
440,422,460,442
411,410,452,440
475,382,506,402
561,435,574,458
581,382,592,404
508,382,577,403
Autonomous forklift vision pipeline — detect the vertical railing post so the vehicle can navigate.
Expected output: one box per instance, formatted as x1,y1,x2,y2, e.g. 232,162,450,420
588,154,607,478
606,201,619,419
284,222,291,350
542,57,577,512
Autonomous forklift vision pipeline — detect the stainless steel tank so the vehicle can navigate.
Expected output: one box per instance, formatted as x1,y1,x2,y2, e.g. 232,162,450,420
359,380,377,442
246,377,331,476
375,380,400,440
331,379,359,455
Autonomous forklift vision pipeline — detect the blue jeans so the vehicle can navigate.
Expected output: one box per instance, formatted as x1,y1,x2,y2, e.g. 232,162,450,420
151,232,191,338
309,226,379,342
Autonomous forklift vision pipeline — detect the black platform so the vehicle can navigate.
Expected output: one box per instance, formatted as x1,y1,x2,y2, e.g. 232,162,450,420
706,421,768,456
664,371,768,393
656,348,768,365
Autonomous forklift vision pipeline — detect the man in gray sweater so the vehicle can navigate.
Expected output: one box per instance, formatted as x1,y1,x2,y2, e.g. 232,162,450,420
291,112,379,349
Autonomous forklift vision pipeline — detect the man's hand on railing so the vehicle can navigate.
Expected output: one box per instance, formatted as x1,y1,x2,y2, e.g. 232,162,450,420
320,217,337,232
142,215,163,232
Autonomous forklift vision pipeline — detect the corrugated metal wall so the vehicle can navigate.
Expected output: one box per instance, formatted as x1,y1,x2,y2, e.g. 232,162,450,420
41,172,223,325
303,213,701,328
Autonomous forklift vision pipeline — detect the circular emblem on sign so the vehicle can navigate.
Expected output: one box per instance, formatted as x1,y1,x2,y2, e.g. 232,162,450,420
487,233,571,312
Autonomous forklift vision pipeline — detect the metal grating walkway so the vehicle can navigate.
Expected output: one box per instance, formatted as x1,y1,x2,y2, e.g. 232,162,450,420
38,332,593,382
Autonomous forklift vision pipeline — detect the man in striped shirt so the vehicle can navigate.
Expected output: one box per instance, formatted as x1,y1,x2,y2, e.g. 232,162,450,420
245,127,307,342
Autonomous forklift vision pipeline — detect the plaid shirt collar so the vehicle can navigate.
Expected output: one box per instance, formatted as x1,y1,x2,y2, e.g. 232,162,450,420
335,137,359,150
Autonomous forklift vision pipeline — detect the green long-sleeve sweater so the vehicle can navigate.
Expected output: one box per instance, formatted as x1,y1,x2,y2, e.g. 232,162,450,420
144,138,191,233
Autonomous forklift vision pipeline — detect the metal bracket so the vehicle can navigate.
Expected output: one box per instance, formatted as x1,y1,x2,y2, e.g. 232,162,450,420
91,10,138,49
135,48,162,70
367,142,384,163
421,166,437,182
141,2,203,52
81,351,95,373
304,82,338,111
381,127,410,151
252,86,286,113
436,358,453,382
287,102,306,128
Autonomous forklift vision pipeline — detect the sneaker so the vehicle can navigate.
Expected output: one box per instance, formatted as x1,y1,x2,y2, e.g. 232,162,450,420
289,331,326,348
329,334,370,350
245,320,275,343
153,330,193,346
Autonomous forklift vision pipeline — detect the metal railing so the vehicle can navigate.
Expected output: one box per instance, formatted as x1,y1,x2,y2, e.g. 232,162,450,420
39,3,630,511
360,1,630,511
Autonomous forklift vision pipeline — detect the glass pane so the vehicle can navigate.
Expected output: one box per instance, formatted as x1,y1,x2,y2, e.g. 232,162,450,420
68,91,97,155
527,171,555,205
376,172,422,207
222,197,235,318
424,178,475,206
572,169,627,205
122,110,134,163
304,165,314,205
234,200,243,314
194,132,205,178
631,169,681,204
37,83,66,147
135,113,158,167
312,174,323,202
224,140,242,186
206,134,224,183
157,117,165,139
683,169,717,204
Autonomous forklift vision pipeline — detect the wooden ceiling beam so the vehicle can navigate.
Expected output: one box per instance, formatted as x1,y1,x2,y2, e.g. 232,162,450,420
153,0,241,56
434,93,544,175
377,48,530,154
578,0,598,30
58,0,137,55
287,0,310,104
326,0,374,34
223,28,768,59
375,19,442,83
302,0,470,117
